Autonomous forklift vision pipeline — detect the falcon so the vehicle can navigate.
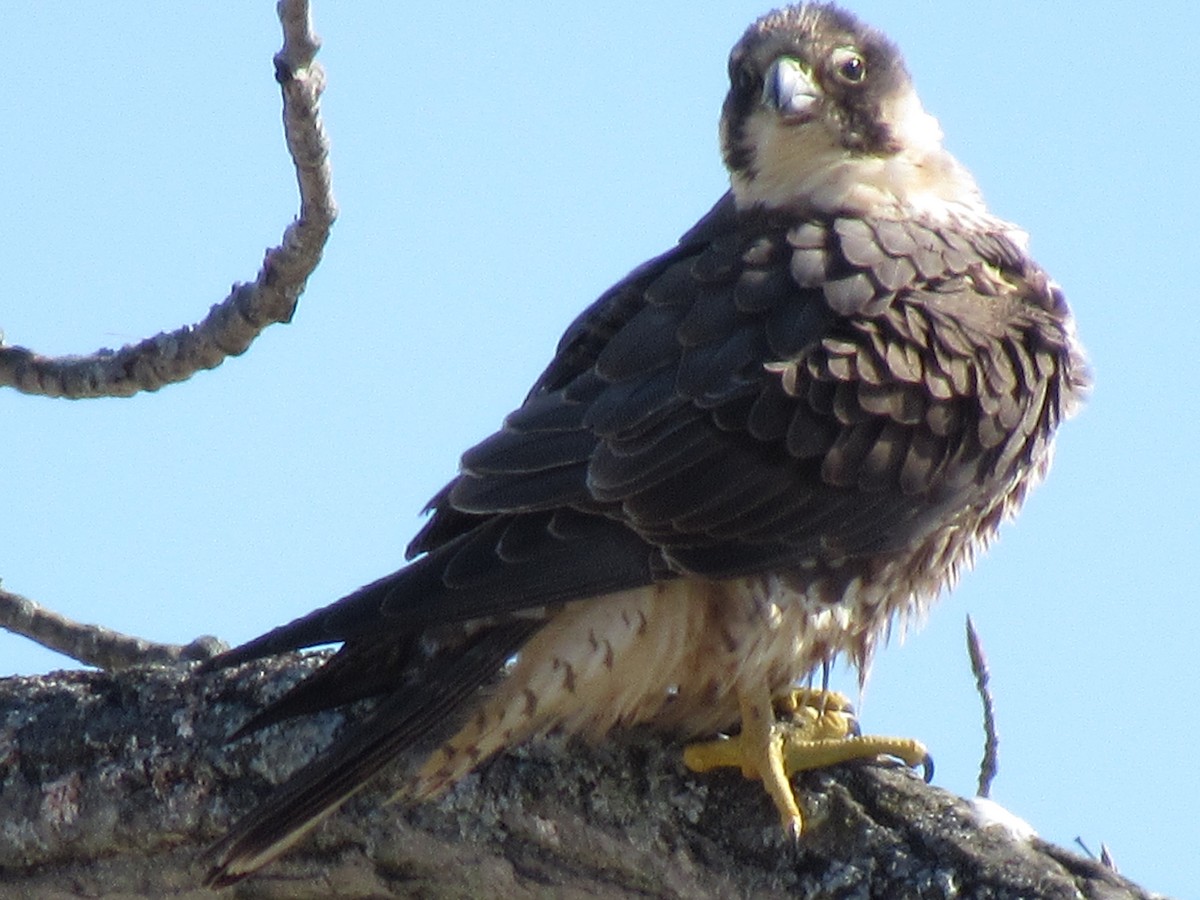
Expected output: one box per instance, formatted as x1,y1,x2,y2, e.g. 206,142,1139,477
205,2,1088,885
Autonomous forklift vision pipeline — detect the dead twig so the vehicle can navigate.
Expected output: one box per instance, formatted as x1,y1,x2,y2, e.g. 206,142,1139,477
0,584,224,670
0,0,336,399
966,614,998,797
1,0,333,668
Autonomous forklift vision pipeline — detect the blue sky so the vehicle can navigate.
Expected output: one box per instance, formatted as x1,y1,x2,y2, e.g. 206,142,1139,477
2,3,1195,895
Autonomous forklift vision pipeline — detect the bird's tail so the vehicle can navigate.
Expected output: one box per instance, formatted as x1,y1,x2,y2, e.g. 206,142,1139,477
204,618,537,888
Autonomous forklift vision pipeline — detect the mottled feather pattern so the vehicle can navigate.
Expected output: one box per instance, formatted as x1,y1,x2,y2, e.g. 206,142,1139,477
430,206,1077,584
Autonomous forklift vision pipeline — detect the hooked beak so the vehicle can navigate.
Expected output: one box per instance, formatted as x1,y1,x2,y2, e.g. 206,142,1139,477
762,56,820,123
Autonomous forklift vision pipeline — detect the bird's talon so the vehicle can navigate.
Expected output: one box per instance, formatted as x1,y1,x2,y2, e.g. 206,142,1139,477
684,688,930,837
920,752,935,783
784,814,803,843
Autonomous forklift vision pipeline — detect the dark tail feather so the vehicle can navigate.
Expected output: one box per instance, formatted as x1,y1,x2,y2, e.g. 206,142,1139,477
201,514,663,678
227,632,422,740
197,545,481,675
205,618,538,887
197,569,412,674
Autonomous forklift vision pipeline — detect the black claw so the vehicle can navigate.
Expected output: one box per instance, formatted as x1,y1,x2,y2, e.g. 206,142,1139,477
920,753,934,783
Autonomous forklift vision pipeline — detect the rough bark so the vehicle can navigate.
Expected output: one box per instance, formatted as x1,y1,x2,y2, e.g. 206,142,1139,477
0,657,1160,899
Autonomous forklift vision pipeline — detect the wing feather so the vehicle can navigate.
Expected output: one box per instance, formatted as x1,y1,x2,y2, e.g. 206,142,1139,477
406,207,1074,596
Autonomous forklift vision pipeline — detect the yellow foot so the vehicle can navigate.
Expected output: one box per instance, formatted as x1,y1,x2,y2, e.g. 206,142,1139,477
682,688,932,837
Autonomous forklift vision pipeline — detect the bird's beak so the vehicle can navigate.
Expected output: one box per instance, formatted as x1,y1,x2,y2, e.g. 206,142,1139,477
762,56,819,123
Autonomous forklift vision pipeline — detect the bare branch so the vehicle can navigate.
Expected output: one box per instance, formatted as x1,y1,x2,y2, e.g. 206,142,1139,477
966,614,999,798
0,585,224,670
0,0,335,400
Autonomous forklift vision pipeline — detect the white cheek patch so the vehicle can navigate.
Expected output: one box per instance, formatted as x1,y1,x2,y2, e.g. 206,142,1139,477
731,108,849,211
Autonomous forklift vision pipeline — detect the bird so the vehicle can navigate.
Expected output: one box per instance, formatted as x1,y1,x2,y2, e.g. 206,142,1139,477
203,2,1089,886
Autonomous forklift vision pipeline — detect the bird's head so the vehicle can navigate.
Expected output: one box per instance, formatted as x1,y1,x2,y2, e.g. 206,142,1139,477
721,3,984,219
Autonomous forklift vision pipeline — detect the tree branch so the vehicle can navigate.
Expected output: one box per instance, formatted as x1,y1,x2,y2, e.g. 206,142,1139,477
0,657,1161,899
0,0,335,400
0,585,223,670
0,0,332,668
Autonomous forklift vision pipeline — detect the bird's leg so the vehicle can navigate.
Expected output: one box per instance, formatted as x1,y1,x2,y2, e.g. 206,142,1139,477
720,691,806,840
682,688,932,837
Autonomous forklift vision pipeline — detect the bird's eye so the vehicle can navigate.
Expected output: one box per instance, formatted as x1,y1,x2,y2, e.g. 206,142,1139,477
831,48,866,85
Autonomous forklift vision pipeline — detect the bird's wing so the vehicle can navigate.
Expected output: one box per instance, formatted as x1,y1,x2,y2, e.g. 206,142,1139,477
212,204,1069,660
411,207,1066,583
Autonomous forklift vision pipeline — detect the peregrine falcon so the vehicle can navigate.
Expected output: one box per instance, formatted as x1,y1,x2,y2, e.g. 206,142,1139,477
205,3,1088,885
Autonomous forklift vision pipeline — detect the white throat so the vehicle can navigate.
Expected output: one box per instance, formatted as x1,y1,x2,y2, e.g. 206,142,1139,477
730,86,989,225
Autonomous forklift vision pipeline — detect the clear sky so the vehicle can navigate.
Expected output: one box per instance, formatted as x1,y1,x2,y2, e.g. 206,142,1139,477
2,3,1195,896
